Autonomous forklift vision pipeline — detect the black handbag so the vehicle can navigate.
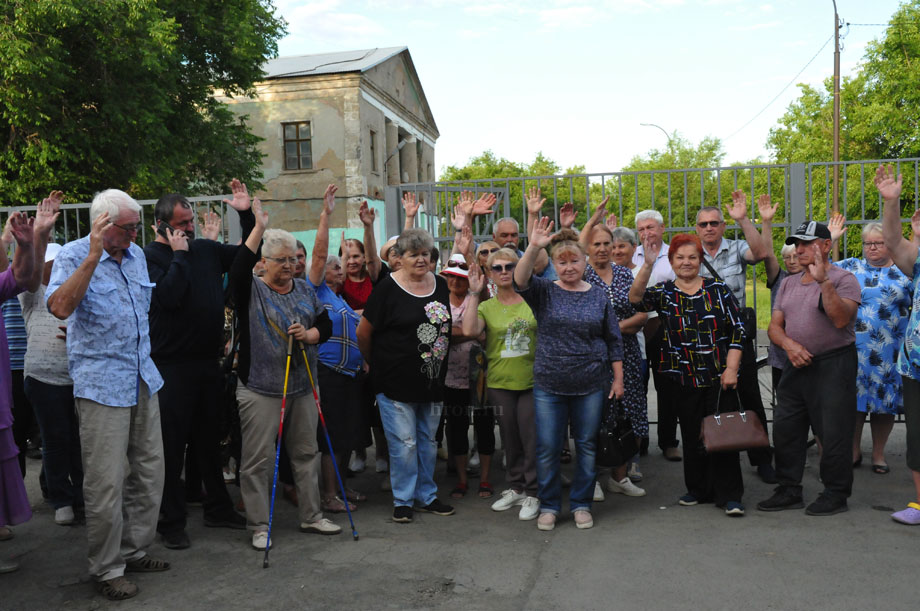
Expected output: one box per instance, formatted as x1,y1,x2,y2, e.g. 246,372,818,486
596,402,638,468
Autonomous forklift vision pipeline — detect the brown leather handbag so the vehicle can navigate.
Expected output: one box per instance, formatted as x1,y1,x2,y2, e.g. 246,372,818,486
700,388,769,453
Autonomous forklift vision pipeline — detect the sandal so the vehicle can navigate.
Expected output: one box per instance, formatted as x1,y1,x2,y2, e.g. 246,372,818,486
125,555,170,573
345,488,367,502
95,576,139,600
322,496,356,513
450,482,468,499
478,482,494,499
872,464,890,474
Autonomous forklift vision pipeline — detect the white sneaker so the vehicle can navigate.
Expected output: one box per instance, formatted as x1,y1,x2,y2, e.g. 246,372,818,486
375,458,388,473
251,531,270,550
299,518,342,535
469,451,480,469
54,506,74,526
537,512,556,531
518,496,540,521
606,476,647,497
593,481,605,502
349,453,366,473
491,489,527,511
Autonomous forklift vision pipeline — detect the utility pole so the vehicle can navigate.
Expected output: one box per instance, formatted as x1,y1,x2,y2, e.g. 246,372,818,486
832,0,841,258
639,123,673,150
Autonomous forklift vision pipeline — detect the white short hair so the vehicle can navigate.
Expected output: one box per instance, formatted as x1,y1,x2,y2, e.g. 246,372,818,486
780,244,796,257
635,210,664,226
262,228,296,258
493,217,520,233
861,222,883,240
90,189,141,223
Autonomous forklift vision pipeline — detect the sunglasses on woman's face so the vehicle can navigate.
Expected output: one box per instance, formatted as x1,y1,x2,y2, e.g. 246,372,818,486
490,262,516,273
478,248,500,257
447,260,469,270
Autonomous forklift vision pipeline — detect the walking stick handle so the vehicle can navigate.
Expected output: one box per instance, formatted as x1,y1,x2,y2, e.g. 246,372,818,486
286,333,294,356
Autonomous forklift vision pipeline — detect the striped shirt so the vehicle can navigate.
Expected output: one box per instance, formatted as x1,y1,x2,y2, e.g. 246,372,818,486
2,297,27,371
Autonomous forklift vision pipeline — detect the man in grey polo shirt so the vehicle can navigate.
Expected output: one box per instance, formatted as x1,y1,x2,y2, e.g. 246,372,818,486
695,191,774,482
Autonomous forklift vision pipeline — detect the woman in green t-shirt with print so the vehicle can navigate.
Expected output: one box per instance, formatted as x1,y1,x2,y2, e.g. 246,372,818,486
463,248,540,521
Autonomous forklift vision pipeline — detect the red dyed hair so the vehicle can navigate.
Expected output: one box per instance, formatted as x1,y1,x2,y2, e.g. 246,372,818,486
667,233,703,263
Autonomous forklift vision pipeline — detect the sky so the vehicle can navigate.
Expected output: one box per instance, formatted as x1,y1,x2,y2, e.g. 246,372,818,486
272,0,907,177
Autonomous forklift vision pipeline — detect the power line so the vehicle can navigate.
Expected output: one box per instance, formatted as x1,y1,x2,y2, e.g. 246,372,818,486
724,34,834,140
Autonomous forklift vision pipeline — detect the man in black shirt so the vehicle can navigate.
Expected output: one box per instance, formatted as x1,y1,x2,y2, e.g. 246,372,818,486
145,180,255,549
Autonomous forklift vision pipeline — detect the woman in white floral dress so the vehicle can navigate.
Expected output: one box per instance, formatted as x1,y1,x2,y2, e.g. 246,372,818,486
357,228,457,523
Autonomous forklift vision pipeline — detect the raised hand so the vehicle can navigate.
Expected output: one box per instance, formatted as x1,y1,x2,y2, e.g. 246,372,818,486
450,205,469,232
88,212,112,256
584,197,609,231
911,209,920,239
200,210,221,241
252,197,268,229
827,212,846,242
529,215,555,249
467,261,484,293
8,212,35,248
402,191,421,219
223,179,252,212
322,184,337,215
605,212,619,233
559,202,576,229
874,164,902,202
358,200,376,227
34,190,63,238
807,243,827,283
642,236,661,263
756,194,778,223
727,190,748,222
471,193,497,217
525,187,545,216
455,224,473,257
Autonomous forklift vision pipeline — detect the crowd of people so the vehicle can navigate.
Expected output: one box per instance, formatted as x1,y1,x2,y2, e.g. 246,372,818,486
2,165,919,601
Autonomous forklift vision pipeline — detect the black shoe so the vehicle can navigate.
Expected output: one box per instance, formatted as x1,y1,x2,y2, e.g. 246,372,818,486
756,488,804,512
805,493,848,516
415,499,455,516
160,530,190,550
203,510,247,530
757,463,778,484
392,506,413,523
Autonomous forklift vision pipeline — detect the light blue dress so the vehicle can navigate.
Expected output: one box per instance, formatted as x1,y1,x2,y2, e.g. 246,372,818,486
836,258,912,414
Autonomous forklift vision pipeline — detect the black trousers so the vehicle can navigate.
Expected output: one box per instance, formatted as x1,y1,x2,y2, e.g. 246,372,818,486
156,359,236,534
677,384,744,505
443,387,495,456
646,328,679,450
738,336,773,467
10,369,34,476
773,345,857,501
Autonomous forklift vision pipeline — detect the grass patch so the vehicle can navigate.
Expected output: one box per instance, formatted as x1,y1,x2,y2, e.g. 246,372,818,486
745,277,772,330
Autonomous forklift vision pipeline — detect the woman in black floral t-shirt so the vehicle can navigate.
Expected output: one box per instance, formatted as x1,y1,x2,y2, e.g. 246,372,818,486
629,232,747,517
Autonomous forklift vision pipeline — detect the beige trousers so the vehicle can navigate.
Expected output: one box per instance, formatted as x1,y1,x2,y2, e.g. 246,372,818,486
237,384,322,529
75,384,164,581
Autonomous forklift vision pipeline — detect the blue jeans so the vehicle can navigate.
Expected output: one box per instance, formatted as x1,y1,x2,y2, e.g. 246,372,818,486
376,394,442,507
533,387,605,514
24,377,84,509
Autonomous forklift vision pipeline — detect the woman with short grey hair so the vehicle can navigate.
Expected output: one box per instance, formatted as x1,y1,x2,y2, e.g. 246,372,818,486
357,227,456,523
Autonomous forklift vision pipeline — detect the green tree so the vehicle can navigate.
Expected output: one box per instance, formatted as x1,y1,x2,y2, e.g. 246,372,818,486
0,0,286,204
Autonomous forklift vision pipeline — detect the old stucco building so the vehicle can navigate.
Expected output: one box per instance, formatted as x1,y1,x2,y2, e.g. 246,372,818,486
216,46,438,249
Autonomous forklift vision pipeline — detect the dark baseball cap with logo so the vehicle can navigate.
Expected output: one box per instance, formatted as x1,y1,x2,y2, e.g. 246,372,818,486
785,220,831,245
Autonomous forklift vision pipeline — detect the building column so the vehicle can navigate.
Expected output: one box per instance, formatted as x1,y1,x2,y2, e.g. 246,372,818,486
385,121,400,186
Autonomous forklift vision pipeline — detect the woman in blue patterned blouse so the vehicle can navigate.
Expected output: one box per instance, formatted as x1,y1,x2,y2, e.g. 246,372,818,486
629,232,747,517
834,222,912,474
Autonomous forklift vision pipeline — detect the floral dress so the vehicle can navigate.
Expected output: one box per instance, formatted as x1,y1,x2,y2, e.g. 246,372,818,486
585,263,649,438
836,258,912,415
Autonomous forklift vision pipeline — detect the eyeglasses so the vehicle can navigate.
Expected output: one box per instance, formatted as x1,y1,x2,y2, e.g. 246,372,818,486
114,222,143,234
447,260,469,270
490,263,516,273
863,241,885,249
478,248,500,256
697,220,723,228
264,256,298,265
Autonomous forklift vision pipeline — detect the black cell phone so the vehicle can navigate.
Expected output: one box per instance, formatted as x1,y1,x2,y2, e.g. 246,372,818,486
156,221,171,239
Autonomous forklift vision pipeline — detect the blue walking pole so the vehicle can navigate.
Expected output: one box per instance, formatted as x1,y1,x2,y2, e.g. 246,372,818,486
298,341,359,541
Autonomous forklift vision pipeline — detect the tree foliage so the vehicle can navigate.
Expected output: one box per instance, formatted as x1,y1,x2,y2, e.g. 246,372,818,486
0,0,286,204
